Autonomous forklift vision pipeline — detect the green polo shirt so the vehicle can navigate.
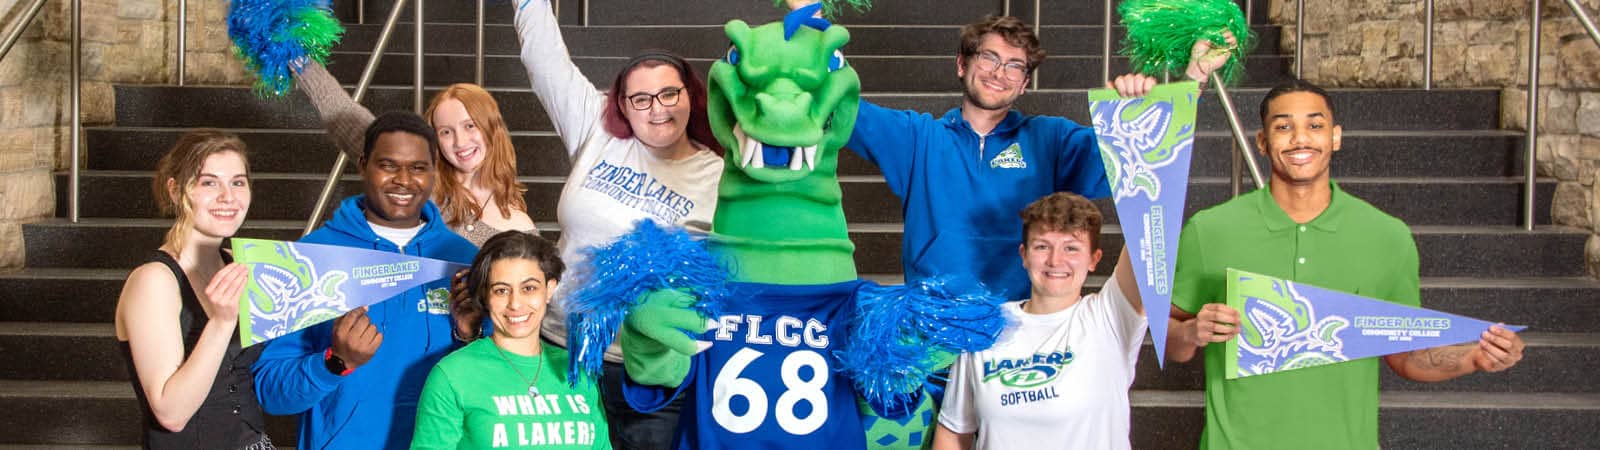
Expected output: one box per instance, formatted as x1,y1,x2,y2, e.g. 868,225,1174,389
1172,181,1419,450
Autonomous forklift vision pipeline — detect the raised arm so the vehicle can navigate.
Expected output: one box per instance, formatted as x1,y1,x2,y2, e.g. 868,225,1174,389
294,62,375,161
514,0,607,158
117,262,249,432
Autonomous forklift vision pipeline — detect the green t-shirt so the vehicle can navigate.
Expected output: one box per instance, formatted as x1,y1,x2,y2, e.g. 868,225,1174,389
1171,182,1420,450
411,339,612,449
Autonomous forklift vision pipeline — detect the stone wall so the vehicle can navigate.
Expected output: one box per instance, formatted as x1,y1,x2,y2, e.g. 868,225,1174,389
1270,0,1600,278
0,0,249,269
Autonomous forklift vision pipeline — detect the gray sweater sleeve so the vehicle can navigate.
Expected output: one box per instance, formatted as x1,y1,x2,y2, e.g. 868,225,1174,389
294,62,375,161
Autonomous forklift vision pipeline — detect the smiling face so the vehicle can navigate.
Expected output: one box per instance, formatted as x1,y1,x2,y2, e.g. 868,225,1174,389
180,151,252,239
484,257,556,341
1257,91,1342,188
623,64,694,151
431,98,485,176
360,131,436,228
1020,227,1103,302
958,33,1029,112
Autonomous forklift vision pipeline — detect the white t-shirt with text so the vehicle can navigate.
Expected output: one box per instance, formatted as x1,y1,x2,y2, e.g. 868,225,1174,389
938,280,1147,450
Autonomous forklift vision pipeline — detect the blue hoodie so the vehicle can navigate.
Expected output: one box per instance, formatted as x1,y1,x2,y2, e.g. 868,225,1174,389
846,101,1110,300
252,195,478,450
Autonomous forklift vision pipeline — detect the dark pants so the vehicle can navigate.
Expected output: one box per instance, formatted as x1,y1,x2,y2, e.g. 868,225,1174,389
602,360,684,450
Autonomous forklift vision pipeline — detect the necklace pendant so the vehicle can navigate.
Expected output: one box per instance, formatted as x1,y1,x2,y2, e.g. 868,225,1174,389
528,385,541,398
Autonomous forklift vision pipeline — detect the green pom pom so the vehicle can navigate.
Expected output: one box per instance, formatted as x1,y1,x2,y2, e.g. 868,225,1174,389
771,0,872,18
1119,0,1255,85
287,7,343,66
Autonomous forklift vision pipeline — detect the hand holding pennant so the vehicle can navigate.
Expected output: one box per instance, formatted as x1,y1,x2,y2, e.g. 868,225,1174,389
1223,268,1526,379
230,238,469,347
1089,81,1200,368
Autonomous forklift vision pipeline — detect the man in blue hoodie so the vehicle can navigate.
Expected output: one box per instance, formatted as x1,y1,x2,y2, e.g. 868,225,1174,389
253,111,479,449
785,3,1230,299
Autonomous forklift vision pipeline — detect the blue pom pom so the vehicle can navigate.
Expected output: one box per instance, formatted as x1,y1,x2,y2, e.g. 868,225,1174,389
562,220,729,385
227,0,342,96
835,276,1008,417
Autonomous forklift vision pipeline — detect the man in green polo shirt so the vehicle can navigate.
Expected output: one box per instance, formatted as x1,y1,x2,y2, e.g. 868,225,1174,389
1165,79,1527,450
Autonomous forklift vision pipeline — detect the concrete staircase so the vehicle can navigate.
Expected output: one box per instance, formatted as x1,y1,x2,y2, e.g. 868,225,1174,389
2,0,1598,447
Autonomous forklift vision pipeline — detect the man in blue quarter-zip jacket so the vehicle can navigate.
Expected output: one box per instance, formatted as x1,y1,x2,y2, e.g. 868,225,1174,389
813,8,1232,300
253,111,479,450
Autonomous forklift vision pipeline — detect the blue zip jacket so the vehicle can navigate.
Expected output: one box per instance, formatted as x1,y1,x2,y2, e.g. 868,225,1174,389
847,101,1110,299
252,195,478,450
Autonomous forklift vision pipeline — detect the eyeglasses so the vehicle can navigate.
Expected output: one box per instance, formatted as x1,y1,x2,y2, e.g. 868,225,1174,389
972,51,1029,83
627,87,684,110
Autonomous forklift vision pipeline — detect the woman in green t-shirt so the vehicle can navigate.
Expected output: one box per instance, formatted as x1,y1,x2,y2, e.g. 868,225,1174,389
413,232,612,449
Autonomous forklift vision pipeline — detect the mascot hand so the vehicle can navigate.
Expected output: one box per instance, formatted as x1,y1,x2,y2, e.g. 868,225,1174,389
620,289,713,388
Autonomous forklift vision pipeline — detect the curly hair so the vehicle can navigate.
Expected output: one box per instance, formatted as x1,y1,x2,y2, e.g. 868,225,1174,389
1019,192,1102,252
959,15,1046,74
455,231,565,340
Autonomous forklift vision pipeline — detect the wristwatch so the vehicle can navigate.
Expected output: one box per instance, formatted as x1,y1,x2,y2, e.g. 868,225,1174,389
324,349,350,376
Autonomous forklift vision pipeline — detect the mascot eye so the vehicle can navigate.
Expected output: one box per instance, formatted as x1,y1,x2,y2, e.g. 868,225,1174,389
725,46,741,65
827,50,846,72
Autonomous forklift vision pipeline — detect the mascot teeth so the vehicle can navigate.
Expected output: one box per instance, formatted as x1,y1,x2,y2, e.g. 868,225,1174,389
733,123,815,171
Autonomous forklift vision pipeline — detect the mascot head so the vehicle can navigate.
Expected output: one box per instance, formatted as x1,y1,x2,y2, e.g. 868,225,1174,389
705,4,862,284
708,6,859,191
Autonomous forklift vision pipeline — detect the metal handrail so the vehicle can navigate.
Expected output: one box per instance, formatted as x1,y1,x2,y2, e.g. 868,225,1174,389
70,0,81,222
303,0,415,235
1102,0,1112,82
1424,0,1433,89
177,0,186,85
1295,0,1304,77
413,0,424,114
1525,0,1540,231
1564,0,1600,59
475,0,485,85
1214,78,1265,194
0,0,47,63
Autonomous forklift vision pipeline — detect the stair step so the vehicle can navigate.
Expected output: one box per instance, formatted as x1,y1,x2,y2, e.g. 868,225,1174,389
54,170,1558,228
87,127,1529,179
0,379,1589,446
19,217,1592,277
332,23,1286,58
0,380,299,446
112,85,1508,133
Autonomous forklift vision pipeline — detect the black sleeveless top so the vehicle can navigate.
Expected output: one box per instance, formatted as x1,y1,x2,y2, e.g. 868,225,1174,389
117,250,267,449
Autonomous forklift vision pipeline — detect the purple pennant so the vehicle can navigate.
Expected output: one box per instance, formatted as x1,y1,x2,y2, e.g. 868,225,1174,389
231,238,468,347
1225,268,1525,379
1089,81,1201,368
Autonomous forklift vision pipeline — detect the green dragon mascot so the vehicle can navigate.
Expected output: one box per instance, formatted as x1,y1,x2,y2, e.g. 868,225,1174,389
563,4,1005,450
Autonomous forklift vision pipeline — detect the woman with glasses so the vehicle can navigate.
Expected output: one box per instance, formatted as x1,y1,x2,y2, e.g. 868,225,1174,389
510,0,723,448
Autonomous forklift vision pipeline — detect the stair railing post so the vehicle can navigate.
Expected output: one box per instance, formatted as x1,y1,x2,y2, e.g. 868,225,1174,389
70,0,81,222
304,0,411,235
1213,78,1265,192
1033,0,1040,90
414,0,424,114
1295,0,1304,78
475,0,485,85
0,0,49,64
177,0,186,85
1424,0,1433,90
1102,0,1112,83
1525,0,1540,231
